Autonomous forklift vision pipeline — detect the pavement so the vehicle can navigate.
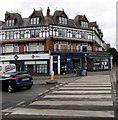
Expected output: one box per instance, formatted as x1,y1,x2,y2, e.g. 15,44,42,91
2,68,118,120
32,68,115,80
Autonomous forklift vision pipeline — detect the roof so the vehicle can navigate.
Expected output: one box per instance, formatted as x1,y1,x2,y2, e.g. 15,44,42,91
89,22,98,27
1,8,102,34
29,9,44,18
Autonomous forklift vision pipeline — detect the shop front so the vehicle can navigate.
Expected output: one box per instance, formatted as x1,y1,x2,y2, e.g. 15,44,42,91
51,51,85,75
87,52,112,71
0,52,50,75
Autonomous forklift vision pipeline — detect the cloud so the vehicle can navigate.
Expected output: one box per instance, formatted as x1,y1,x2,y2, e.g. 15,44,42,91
0,0,117,48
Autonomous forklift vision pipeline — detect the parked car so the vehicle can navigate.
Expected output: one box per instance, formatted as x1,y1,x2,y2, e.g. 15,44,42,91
1,72,33,93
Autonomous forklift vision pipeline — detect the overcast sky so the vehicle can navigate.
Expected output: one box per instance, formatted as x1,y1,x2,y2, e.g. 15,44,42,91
0,0,117,48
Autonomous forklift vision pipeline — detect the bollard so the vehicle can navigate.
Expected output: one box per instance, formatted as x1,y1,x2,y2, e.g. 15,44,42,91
46,71,57,84
51,71,54,80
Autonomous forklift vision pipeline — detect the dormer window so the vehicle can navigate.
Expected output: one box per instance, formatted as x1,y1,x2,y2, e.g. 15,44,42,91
6,19,14,26
59,17,67,25
81,21,88,28
30,17,40,25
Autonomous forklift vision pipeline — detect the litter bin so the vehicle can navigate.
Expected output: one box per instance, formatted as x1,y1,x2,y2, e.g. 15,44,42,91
81,69,87,76
76,68,82,76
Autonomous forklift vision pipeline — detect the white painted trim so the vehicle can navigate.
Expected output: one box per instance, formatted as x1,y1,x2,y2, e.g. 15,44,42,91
0,53,50,61
50,56,53,75
58,56,60,75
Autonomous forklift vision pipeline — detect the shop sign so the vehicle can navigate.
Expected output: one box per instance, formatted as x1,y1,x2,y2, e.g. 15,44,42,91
0,53,50,61
88,53,110,57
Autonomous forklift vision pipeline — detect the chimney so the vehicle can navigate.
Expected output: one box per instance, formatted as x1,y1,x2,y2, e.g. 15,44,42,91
5,11,10,20
47,7,50,17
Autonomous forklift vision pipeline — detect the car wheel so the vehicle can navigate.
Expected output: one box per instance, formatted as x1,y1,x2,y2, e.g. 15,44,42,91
8,84,14,93
26,85,32,89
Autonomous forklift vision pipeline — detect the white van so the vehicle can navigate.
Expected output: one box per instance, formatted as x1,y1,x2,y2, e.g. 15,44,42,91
0,64,16,73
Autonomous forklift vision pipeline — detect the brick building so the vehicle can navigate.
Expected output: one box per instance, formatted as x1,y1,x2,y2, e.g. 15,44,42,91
0,7,112,75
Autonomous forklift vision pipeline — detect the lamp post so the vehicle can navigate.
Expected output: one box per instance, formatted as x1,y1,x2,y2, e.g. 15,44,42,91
116,64,118,83
85,54,87,76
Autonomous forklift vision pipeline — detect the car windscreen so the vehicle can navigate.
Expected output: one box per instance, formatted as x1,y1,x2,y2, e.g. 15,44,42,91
16,74,30,77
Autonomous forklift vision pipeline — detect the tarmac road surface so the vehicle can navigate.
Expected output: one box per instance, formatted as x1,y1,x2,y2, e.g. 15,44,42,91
2,74,117,120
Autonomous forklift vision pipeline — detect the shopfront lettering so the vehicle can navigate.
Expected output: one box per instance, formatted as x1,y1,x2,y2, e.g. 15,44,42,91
31,55,40,59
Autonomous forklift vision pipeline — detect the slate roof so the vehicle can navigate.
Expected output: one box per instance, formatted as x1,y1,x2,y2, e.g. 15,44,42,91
89,22,98,27
1,8,102,34
29,9,43,18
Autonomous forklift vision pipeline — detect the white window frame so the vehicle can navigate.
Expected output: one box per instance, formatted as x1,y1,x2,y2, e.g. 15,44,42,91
6,19,14,26
30,17,40,25
58,17,67,25
24,30,30,38
13,44,19,52
14,31,20,39
5,44,13,53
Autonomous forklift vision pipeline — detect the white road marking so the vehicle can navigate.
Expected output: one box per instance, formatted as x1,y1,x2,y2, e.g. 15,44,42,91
44,94,112,99
30,100,113,106
52,90,111,94
11,108,114,117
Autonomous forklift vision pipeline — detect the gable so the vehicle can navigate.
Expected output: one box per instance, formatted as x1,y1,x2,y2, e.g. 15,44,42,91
31,13,38,18
81,16,89,22
29,10,43,18
60,11,68,18
7,15,14,20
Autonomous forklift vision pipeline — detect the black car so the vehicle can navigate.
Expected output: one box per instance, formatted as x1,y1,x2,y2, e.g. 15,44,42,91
1,72,33,93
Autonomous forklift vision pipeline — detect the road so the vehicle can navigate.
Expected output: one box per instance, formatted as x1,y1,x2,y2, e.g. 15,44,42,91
2,74,117,120
2,76,79,110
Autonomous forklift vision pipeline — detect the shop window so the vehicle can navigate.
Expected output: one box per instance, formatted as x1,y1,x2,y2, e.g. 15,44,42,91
36,64,47,74
24,61,35,73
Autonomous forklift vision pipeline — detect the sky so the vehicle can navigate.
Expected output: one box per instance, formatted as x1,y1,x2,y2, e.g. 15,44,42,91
0,0,117,48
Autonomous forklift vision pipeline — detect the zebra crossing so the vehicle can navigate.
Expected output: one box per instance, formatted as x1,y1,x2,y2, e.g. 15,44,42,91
2,75,115,119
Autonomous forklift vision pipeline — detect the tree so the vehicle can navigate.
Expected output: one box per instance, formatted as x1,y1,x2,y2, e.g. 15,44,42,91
107,47,118,65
